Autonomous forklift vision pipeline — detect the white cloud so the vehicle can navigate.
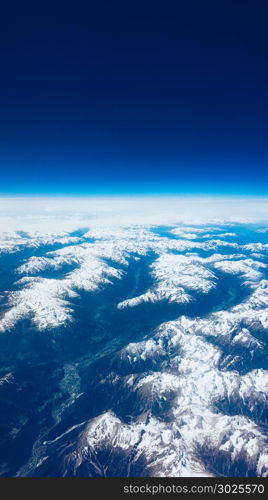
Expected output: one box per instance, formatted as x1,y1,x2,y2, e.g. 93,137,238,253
0,195,267,232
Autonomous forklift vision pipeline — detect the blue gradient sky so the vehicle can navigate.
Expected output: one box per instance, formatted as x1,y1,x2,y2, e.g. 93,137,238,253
0,1,268,195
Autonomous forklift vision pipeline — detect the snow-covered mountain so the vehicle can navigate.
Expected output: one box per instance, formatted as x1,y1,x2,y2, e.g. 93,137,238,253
0,220,267,477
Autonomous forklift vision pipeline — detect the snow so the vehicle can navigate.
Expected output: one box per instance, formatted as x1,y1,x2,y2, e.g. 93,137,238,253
118,253,217,308
0,219,268,477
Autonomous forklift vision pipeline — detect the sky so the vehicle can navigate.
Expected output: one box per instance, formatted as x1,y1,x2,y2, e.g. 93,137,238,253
0,0,268,196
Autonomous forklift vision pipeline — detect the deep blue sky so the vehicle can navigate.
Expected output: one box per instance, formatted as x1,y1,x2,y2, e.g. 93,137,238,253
0,0,268,195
